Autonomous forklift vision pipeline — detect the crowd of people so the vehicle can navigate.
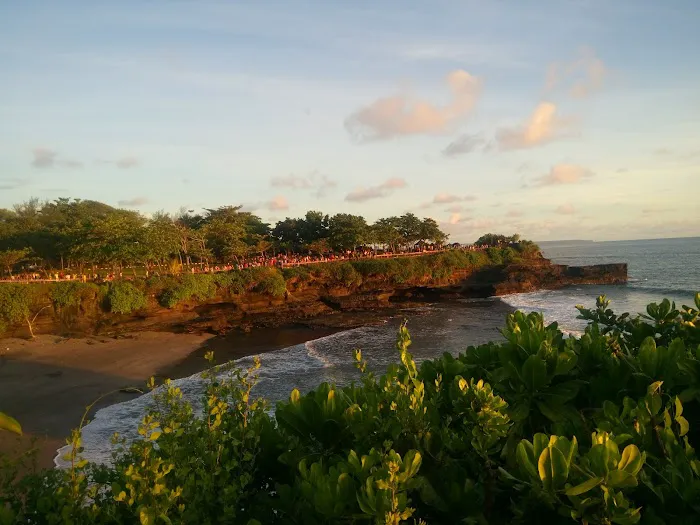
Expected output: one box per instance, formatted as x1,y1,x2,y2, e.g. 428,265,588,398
0,243,493,283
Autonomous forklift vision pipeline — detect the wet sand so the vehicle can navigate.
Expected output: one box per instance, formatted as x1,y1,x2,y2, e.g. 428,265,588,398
0,326,345,470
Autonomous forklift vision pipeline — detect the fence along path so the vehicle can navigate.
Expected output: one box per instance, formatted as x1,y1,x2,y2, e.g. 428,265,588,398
0,247,486,284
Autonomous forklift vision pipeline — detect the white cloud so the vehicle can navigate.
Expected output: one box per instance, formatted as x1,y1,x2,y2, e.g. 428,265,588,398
0,178,30,190
345,70,481,141
448,213,462,224
442,133,485,157
506,209,523,217
60,160,84,168
118,197,149,207
555,203,576,215
345,178,407,202
270,171,337,197
31,148,58,168
116,157,139,169
547,47,608,99
496,102,576,150
31,148,84,169
270,174,313,189
445,204,466,213
533,164,593,186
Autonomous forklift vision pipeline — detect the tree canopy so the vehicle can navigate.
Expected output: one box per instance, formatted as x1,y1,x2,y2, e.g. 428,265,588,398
0,198,450,274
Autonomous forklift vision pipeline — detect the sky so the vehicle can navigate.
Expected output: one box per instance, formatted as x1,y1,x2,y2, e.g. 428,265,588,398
1,0,699,242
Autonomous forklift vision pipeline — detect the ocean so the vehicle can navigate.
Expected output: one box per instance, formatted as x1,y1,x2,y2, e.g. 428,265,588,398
55,237,700,467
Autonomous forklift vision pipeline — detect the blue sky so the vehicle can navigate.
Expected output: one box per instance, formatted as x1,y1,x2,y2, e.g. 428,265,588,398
1,0,698,241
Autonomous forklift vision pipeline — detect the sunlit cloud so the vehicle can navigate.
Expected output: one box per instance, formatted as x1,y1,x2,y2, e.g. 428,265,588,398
345,178,407,202
496,102,576,150
555,203,576,215
533,164,593,186
345,70,481,141
433,193,476,204
266,196,289,211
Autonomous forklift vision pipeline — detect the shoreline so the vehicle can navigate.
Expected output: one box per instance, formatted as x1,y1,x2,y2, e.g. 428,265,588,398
0,310,395,470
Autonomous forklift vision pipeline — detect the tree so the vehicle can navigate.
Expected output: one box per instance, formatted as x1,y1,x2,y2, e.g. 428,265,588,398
474,233,520,247
0,248,30,276
298,211,329,247
0,284,48,338
328,214,368,252
271,218,301,254
369,217,402,251
397,213,423,247
144,212,181,268
419,217,448,245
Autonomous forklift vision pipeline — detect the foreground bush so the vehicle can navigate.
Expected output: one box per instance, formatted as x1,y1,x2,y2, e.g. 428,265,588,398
2,292,699,523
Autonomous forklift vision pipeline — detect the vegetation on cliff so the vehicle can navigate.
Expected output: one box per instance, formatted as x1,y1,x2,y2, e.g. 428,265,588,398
0,246,535,337
1,294,699,524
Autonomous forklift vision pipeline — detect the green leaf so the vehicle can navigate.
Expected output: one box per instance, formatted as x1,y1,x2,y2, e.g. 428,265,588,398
538,443,569,490
0,412,22,435
676,415,689,437
510,401,531,422
545,380,584,404
674,396,683,417
565,476,604,496
554,350,578,376
522,355,548,392
139,508,155,525
639,338,658,377
536,400,566,422
617,445,644,475
516,440,538,479
607,470,638,489
402,450,422,479
533,433,549,460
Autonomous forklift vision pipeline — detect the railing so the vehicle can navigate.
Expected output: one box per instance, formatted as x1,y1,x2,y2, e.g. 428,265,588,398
0,246,491,283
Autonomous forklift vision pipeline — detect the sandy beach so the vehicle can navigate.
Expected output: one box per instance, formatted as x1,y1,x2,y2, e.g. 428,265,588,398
0,308,385,472
0,332,217,470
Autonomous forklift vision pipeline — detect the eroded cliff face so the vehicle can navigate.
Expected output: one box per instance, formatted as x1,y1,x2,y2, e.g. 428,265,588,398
460,261,628,297
20,259,628,338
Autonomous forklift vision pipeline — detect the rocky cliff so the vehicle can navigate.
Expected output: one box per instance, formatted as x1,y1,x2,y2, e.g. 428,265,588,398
16,258,628,338
459,261,628,297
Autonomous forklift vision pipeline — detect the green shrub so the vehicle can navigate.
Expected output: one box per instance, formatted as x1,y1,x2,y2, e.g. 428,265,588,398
253,269,287,297
486,246,503,265
48,281,99,308
281,265,312,283
327,262,362,287
104,281,147,314
3,294,700,524
0,284,38,332
350,259,392,277
158,274,217,308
